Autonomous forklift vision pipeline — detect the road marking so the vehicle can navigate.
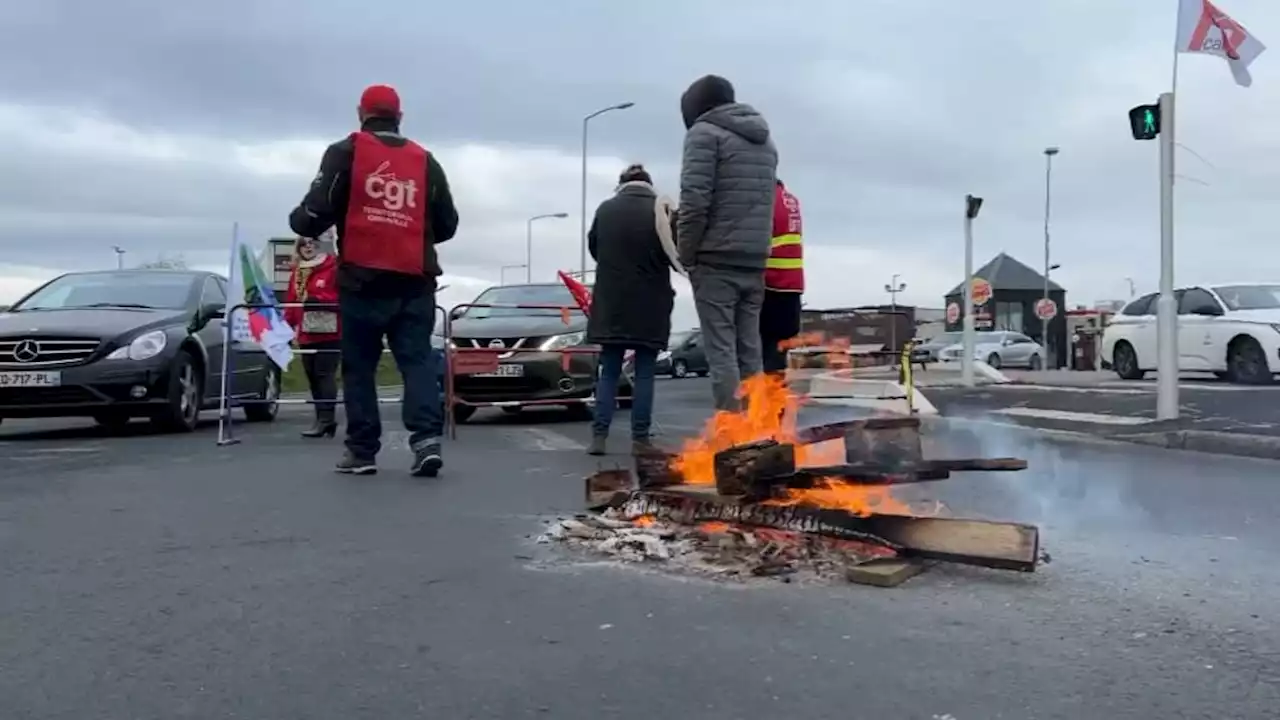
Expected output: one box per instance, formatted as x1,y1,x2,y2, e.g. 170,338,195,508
519,427,587,452
992,407,1155,425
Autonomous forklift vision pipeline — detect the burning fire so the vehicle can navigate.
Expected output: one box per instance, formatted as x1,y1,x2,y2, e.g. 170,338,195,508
671,373,919,517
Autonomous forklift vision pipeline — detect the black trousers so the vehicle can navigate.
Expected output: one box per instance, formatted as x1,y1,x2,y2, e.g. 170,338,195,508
301,340,341,423
760,290,802,373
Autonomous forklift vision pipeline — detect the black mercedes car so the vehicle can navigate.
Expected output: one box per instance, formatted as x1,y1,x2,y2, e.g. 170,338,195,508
447,282,631,422
0,269,279,432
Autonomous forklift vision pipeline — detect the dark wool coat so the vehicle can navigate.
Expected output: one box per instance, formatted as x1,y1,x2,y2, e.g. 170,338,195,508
585,182,675,350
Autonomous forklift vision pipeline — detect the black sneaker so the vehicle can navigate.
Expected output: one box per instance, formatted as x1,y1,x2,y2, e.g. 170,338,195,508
335,451,377,475
410,438,443,477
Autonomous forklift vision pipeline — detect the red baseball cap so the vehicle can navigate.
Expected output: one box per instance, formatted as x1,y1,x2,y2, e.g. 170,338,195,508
359,84,401,115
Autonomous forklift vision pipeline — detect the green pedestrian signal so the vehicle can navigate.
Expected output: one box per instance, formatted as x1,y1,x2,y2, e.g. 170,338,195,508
1128,103,1161,140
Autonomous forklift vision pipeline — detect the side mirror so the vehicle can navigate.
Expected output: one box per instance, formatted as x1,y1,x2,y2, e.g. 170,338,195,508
449,308,465,321
201,302,226,322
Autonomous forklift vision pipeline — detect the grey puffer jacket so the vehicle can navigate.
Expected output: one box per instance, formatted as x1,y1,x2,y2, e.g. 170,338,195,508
676,103,778,271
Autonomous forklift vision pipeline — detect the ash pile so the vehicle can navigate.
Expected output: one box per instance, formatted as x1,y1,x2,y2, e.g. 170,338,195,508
541,509,900,583
543,412,1047,588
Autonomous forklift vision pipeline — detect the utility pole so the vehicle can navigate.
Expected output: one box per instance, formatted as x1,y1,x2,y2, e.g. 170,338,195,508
112,245,126,270
526,212,569,283
1042,146,1059,368
579,102,635,279
884,274,906,363
962,194,984,387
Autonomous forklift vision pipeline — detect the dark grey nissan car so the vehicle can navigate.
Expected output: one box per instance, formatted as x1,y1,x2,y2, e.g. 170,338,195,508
446,283,631,422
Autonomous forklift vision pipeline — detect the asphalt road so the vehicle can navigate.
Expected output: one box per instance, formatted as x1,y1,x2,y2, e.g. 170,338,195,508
926,377,1280,437
3,378,1279,719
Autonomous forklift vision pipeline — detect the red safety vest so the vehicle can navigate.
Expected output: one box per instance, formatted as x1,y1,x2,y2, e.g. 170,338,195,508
765,183,804,293
342,131,430,275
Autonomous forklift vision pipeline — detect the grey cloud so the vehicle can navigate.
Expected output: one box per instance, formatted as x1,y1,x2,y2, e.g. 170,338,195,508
4,0,1280,304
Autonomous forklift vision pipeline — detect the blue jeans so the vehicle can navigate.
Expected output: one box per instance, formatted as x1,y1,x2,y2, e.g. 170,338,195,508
339,291,442,459
592,344,657,440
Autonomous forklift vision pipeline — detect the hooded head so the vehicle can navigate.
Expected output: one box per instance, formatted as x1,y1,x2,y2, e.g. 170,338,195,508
680,75,735,130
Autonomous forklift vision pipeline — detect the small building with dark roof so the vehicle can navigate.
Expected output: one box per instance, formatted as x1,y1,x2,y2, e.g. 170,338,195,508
943,252,1068,368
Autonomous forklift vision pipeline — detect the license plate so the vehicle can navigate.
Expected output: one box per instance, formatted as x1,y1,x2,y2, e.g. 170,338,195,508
475,364,524,378
0,371,62,387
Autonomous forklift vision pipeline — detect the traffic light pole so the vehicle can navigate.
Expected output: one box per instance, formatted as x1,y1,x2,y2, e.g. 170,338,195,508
1155,91,1178,421
961,196,981,388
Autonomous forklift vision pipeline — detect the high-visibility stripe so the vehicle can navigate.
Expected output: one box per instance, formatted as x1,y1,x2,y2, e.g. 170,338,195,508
771,233,801,247
766,257,804,270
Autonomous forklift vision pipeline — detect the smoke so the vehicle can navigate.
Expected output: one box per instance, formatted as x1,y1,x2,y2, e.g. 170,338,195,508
923,410,1151,534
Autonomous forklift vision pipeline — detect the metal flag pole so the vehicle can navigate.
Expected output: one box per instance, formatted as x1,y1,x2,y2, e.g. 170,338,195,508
216,222,242,446
962,195,983,387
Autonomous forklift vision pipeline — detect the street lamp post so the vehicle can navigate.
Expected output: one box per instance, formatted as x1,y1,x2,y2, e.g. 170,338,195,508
526,212,569,283
1042,146,1059,368
884,274,907,362
112,245,126,270
580,101,635,278
500,264,527,285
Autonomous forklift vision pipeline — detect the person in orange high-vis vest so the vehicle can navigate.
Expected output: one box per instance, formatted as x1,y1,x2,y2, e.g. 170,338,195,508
760,179,804,373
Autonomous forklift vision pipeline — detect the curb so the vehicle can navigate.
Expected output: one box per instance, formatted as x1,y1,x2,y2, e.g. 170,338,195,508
1124,429,1280,461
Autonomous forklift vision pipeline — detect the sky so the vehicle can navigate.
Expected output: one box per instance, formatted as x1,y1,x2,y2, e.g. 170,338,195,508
1,0,1278,329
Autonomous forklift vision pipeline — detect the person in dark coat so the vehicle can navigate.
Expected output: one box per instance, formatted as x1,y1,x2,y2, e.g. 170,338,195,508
585,164,683,456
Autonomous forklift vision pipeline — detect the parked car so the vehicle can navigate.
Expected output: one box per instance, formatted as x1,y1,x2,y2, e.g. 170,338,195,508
1101,283,1280,384
0,269,279,431
911,331,963,364
661,329,710,378
937,330,1045,370
446,283,631,422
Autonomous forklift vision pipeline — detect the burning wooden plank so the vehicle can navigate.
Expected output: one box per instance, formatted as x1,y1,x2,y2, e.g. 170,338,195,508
712,439,796,495
628,486,1040,572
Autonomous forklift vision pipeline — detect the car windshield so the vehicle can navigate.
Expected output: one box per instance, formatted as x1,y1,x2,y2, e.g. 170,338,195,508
463,284,585,318
670,330,693,346
12,272,192,311
1212,285,1280,311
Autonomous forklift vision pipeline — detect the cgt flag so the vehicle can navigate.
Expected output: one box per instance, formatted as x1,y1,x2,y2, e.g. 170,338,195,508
225,231,295,370
1177,0,1266,87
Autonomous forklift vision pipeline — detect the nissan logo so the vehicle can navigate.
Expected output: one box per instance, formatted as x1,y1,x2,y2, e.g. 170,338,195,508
12,339,39,363
488,339,505,349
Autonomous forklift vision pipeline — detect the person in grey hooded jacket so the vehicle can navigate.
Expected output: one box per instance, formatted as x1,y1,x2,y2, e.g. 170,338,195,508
676,74,779,411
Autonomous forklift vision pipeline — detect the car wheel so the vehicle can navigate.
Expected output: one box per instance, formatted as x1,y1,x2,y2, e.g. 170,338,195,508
153,350,202,433
93,413,131,431
243,365,280,422
673,360,689,378
1028,354,1043,371
1112,341,1145,380
1226,336,1273,385
985,353,1002,370
452,404,476,424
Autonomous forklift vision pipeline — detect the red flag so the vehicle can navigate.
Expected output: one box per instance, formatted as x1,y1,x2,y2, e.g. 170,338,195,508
557,270,592,315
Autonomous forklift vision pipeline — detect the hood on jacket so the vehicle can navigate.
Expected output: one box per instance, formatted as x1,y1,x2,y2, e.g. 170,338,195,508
681,74,735,129
698,102,771,145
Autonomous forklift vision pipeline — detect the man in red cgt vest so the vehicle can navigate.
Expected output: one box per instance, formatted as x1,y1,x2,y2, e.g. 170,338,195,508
289,84,459,477
760,178,804,373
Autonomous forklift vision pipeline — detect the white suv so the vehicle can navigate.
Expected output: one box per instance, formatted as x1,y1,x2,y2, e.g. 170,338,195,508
1101,283,1280,384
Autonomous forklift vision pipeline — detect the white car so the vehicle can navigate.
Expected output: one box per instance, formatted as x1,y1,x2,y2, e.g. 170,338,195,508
1101,283,1280,384
937,330,1046,370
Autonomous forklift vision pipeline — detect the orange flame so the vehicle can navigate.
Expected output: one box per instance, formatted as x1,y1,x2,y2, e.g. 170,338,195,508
672,373,918,516
633,515,655,527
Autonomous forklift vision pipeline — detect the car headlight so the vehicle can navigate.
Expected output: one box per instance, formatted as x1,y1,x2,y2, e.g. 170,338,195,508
106,330,168,361
657,350,672,361
539,331,585,352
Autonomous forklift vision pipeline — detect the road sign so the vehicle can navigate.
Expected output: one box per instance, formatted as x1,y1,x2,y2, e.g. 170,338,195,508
946,302,960,324
1034,298,1058,320
970,278,993,306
